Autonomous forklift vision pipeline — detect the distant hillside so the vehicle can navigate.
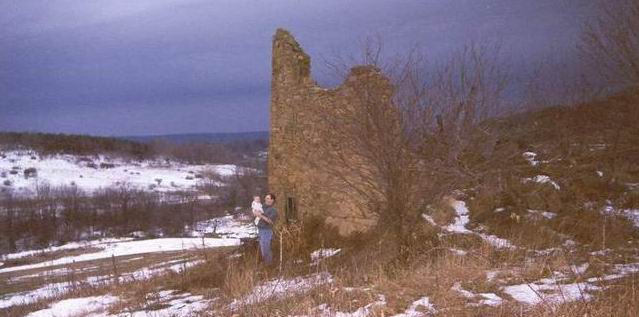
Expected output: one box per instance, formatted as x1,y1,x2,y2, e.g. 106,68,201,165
0,132,153,158
121,131,269,144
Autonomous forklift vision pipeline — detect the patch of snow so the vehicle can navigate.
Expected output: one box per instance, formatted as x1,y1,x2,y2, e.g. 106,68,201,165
486,271,499,282
390,296,436,317
570,263,589,275
494,207,506,213
445,200,516,249
25,295,119,317
563,239,577,247
589,143,607,151
311,248,341,263
527,209,557,219
596,171,604,177
587,262,639,282
230,272,333,309
533,247,561,256
320,295,386,317
0,281,72,309
503,283,600,305
342,286,372,292
451,282,504,307
622,209,639,228
191,215,257,239
448,248,467,256
522,152,539,166
8,267,79,283
590,249,613,256
601,203,616,216
523,175,560,190
421,213,437,226
115,290,214,317
451,282,475,298
0,259,204,309
0,238,239,274
503,278,600,306
478,233,516,249
478,293,503,306
598,204,639,229
445,200,472,233
1,237,134,261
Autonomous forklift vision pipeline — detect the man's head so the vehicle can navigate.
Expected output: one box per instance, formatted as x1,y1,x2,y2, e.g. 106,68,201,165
264,193,276,206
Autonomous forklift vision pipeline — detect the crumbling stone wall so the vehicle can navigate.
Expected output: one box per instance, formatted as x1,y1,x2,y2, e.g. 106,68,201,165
268,29,394,235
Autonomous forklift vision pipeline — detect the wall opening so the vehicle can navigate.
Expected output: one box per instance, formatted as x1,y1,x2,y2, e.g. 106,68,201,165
286,196,297,223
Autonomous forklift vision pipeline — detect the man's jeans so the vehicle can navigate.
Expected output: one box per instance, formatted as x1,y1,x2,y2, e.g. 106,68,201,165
258,228,273,265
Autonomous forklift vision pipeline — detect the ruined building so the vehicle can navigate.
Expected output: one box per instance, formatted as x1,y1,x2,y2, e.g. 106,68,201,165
268,29,400,235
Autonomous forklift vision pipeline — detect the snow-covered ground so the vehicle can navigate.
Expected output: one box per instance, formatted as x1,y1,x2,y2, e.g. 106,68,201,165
25,295,119,317
0,258,205,309
116,290,214,317
0,214,256,310
1,237,134,261
24,290,214,317
0,150,238,196
0,237,240,274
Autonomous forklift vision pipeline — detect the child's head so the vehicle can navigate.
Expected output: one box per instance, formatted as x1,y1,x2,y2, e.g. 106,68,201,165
253,195,261,203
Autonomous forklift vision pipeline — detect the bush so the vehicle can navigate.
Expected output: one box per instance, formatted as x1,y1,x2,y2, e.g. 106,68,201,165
100,162,115,169
23,167,37,178
3,179,11,186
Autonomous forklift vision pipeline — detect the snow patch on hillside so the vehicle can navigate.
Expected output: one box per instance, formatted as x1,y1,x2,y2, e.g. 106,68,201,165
0,150,238,196
523,175,560,190
25,295,118,317
444,200,516,250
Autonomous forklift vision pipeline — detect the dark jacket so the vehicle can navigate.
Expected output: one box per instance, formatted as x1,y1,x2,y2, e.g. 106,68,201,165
257,205,278,229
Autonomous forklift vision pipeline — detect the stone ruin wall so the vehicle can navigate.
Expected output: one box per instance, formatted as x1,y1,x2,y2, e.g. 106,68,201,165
268,29,393,235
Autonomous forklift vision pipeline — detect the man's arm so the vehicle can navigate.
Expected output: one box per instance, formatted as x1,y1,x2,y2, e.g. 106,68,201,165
256,212,273,225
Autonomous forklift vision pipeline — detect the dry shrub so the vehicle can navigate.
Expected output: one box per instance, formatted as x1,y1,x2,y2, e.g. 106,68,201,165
223,259,258,300
553,206,635,250
166,254,227,291
372,250,496,315
621,190,639,209
469,179,564,250
427,198,457,226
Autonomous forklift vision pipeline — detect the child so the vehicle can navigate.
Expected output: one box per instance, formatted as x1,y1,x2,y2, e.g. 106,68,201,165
252,195,263,226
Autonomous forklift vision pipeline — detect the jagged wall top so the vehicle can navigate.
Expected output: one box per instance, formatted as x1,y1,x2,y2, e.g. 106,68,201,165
272,28,312,85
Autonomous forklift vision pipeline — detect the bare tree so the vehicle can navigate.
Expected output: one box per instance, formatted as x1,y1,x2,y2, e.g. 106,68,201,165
579,0,639,88
311,39,509,257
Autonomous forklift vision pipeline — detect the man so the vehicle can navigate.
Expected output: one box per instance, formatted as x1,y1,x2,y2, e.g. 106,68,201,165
253,193,278,265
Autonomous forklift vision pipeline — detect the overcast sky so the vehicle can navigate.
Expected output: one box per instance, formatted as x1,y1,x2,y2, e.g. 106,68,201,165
0,0,598,136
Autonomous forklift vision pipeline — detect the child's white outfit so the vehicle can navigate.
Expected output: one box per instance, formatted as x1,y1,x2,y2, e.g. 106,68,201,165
252,201,263,226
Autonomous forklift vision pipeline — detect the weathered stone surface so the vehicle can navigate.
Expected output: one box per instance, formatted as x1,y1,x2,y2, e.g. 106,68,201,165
268,29,394,235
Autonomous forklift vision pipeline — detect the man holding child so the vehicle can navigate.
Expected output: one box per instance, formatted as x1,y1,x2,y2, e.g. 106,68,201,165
252,193,278,265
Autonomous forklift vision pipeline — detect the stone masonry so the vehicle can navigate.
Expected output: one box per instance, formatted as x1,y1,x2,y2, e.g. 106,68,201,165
268,29,395,235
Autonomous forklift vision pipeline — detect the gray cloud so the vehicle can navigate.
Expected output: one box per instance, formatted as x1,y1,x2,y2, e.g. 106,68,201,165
0,0,598,135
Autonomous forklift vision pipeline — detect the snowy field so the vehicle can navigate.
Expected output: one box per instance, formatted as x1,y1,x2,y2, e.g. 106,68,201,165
0,150,238,196
0,215,256,310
